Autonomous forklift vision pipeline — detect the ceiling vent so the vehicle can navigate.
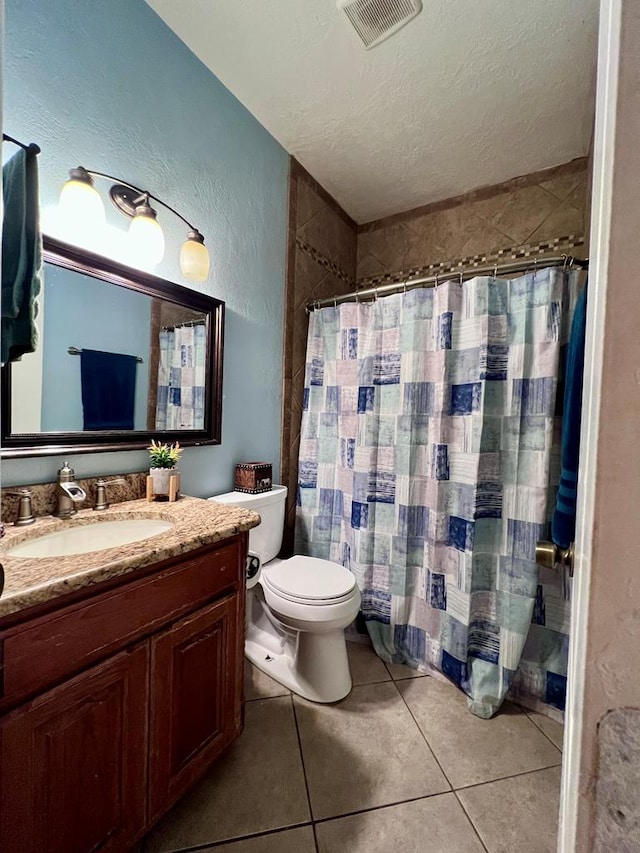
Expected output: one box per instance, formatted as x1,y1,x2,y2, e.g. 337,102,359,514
337,0,422,49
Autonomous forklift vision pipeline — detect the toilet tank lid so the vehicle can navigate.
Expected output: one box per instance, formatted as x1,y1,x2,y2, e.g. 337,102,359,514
209,484,287,508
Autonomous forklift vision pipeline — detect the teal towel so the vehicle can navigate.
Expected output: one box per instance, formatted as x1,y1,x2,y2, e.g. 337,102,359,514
1,146,42,363
552,284,587,549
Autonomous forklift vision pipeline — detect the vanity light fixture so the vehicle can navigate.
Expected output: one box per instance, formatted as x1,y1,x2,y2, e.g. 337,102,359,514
58,167,211,282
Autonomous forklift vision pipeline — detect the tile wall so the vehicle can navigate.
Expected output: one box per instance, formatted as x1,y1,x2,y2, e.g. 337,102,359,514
356,158,589,286
280,160,357,554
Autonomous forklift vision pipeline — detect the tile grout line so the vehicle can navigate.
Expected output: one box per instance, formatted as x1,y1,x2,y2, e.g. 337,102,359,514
391,679,558,852
390,679,490,852
151,683,560,852
521,706,565,754
173,678,562,851
452,790,491,853
390,677,456,790
453,760,564,792
290,693,321,853
394,678,563,791
392,677,526,853
312,790,463,826
245,691,290,702
162,821,316,852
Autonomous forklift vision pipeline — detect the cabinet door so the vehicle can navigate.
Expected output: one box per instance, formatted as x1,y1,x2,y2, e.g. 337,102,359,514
149,594,239,820
0,644,148,853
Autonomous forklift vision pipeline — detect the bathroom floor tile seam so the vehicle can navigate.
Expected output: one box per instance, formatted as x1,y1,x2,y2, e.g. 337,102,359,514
523,708,566,750
391,678,492,853
290,693,320,852
392,678,563,787
148,658,564,853
160,688,562,853
243,659,425,704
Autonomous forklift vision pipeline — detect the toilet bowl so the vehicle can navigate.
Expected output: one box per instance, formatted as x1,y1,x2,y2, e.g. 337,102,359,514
210,486,361,703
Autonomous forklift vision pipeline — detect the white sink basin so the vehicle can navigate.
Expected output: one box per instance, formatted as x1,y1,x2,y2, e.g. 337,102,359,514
7,519,174,559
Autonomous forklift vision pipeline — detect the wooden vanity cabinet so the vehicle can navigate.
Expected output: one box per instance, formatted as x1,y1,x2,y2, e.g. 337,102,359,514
149,593,238,822
0,533,247,853
0,645,149,853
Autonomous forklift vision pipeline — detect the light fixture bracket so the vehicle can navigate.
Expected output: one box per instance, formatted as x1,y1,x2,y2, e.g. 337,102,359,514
187,229,206,245
109,184,143,218
69,166,94,186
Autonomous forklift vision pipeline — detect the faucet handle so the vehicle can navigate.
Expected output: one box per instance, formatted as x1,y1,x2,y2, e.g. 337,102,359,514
93,478,126,511
7,488,35,526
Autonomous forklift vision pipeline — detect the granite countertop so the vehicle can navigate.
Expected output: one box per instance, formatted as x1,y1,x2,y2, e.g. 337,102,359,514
0,496,260,619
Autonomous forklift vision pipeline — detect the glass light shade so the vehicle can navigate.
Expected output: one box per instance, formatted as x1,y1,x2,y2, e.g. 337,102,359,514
180,236,210,281
58,178,105,230
128,212,165,267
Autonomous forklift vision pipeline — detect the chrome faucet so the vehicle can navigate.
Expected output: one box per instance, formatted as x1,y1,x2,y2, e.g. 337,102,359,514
7,488,35,526
93,478,125,511
54,461,87,519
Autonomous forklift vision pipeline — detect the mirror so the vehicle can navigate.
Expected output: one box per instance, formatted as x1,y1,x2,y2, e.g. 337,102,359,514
1,236,225,457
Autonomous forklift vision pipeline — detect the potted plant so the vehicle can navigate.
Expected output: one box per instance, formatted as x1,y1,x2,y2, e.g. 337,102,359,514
148,440,182,497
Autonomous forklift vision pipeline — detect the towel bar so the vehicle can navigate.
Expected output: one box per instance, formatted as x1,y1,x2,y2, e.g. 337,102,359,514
67,346,143,363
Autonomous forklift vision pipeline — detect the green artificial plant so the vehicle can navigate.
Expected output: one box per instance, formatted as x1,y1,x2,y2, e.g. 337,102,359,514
148,440,182,469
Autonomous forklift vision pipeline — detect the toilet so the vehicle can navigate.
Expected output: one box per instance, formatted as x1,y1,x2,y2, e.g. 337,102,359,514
210,485,361,703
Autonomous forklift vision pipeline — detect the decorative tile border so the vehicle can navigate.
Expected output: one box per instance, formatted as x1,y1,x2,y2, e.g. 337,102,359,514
296,237,353,286
356,234,586,289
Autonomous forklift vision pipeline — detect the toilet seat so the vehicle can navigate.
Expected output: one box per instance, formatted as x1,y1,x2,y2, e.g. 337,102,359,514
262,555,356,605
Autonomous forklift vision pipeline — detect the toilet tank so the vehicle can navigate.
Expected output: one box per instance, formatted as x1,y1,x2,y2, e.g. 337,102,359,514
210,485,288,564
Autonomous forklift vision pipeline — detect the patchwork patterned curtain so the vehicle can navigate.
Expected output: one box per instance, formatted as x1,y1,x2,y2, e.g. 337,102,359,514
155,322,206,430
296,270,579,718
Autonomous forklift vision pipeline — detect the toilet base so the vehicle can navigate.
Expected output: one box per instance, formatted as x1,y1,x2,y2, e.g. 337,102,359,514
246,628,352,703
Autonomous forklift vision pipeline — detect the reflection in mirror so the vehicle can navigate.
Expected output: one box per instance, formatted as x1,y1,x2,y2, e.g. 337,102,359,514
2,237,224,457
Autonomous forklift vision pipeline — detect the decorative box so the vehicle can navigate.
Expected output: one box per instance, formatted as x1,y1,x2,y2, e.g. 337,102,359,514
235,462,272,494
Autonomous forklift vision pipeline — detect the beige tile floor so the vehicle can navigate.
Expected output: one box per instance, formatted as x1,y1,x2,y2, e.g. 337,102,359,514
143,643,564,853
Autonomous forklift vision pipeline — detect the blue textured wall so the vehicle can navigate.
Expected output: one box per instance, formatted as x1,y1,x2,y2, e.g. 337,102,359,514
40,266,151,432
2,0,289,493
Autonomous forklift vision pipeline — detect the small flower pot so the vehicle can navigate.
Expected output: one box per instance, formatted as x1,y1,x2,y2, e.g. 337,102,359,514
149,467,177,497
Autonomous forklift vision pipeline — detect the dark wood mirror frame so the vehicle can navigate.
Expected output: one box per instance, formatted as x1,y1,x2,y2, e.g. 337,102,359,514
1,236,225,458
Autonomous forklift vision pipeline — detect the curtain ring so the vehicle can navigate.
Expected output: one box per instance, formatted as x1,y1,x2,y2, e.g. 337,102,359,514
459,270,463,285
434,273,439,291
355,290,360,303
403,280,407,293
493,263,498,278
334,296,338,308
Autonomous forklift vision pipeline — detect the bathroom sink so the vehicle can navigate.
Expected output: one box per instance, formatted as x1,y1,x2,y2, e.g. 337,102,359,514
7,519,174,559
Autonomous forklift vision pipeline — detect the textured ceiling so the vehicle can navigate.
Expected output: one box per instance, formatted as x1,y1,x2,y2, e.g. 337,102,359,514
146,0,598,223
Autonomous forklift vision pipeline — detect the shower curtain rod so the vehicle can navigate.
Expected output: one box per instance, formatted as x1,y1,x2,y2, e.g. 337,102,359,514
306,254,589,312
161,319,206,331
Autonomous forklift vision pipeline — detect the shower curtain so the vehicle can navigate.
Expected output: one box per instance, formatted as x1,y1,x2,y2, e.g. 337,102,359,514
155,322,206,430
295,269,579,718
